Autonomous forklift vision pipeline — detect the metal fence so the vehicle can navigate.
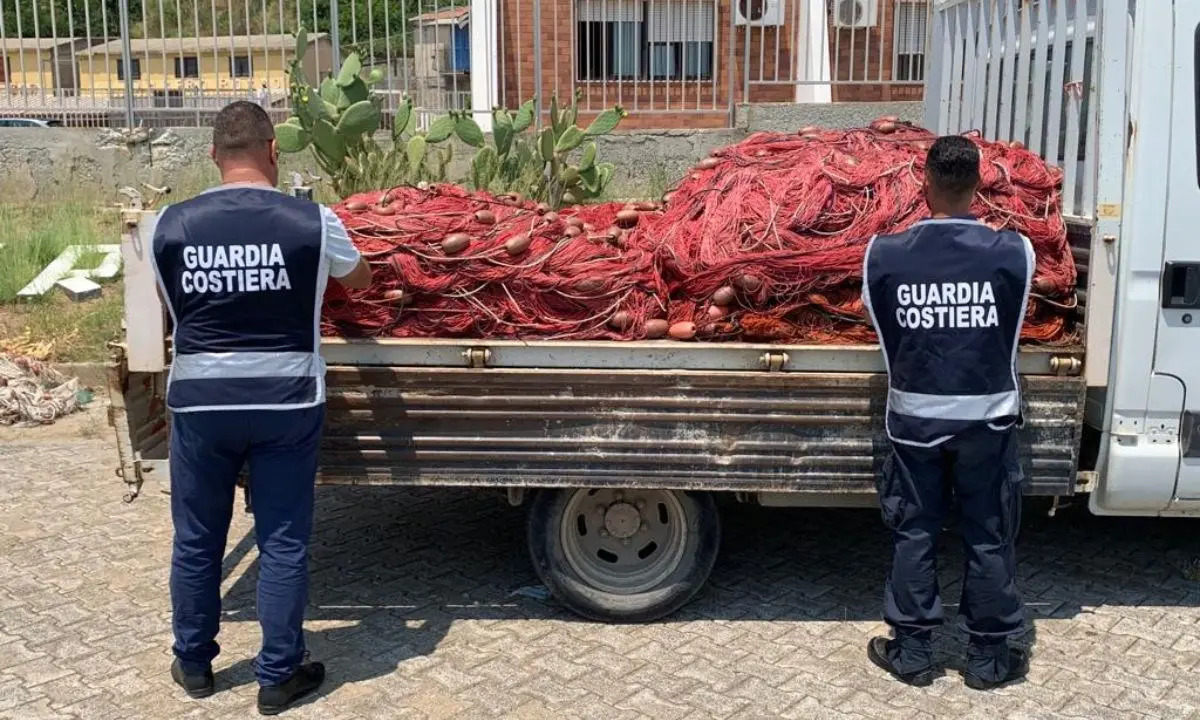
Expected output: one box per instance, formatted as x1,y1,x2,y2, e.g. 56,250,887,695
744,0,931,104
0,0,934,129
926,0,1098,218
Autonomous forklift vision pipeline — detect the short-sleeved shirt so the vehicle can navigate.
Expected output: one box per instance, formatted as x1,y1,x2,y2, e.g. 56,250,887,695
320,203,362,279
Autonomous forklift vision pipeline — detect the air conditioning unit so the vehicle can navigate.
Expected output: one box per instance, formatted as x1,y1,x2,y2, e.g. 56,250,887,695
735,0,785,27
833,0,879,28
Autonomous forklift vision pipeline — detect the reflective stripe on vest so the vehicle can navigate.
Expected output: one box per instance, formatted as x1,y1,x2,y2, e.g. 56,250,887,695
170,351,319,381
152,185,327,413
887,387,1020,421
862,218,1034,447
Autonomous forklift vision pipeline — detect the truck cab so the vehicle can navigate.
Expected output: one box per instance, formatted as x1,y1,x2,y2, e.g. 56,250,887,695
1090,0,1200,515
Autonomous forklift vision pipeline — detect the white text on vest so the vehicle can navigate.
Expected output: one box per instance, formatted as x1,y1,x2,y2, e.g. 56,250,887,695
894,281,999,329
179,243,292,294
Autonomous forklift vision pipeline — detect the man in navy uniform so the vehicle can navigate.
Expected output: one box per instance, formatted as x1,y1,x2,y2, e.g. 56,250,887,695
861,135,1033,690
152,101,372,715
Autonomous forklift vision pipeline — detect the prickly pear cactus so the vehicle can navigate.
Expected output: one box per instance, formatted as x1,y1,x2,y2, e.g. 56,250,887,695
276,27,480,197
484,90,626,208
277,30,624,205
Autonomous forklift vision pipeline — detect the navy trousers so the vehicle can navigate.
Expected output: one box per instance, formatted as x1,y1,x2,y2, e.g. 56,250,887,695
877,427,1025,680
169,405,325,687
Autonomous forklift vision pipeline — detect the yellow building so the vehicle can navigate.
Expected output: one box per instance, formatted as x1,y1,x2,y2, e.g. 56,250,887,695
74,33,333,102
0,38,94,92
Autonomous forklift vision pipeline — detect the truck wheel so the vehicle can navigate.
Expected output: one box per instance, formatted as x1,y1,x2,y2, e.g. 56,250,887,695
526,488,721,623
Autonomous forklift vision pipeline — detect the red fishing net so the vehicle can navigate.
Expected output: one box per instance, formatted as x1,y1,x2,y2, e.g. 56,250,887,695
322,184,668,339
655,121,1077,344
321,120,1079,345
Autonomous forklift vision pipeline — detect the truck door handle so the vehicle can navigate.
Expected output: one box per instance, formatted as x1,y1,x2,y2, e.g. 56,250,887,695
1162,262,1200,309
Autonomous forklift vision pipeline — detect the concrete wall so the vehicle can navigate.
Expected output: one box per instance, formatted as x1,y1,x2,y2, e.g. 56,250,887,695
0,100,924,202
737,101,925,132
595,128,745,199
0,126,223,203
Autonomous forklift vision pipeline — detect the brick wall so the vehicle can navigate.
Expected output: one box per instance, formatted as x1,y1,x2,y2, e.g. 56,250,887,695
829,0,926,102
497,0,925,128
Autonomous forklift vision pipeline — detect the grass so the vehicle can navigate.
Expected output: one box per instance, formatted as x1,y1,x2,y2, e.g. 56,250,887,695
0,177,223,364
0,202,124,363
0,204,117,301
75,250,111,271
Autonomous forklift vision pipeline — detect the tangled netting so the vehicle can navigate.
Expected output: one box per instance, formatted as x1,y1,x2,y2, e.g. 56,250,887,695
0,354,83,426
324,184,667,339
656,122,1076,344
323,120,1078,345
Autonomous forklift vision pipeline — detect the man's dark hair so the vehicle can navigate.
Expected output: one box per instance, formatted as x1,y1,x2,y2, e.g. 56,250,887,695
925,135,981,200
212,100,275,157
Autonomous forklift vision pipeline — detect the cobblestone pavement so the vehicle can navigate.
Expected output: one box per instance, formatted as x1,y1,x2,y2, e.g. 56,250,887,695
4,411,1200,719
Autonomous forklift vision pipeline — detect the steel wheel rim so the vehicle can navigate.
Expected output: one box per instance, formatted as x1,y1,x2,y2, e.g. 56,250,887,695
559,488,689,595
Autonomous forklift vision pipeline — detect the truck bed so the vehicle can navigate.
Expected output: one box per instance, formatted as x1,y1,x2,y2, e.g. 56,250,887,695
314,340,1086,497
113,340,1085,502
113,209,1089,502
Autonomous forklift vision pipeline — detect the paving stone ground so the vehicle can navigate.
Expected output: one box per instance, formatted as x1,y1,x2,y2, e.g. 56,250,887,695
3,407,1200,719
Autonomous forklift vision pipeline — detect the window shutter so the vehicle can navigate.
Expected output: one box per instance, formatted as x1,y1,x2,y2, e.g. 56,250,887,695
647,0,715,43
576,0,643,23
895,3,928,55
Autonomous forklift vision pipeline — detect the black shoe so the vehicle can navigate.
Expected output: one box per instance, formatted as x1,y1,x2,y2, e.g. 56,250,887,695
963,647,1029,691
867,637,934,687
257,661,326,716
170,658,215,699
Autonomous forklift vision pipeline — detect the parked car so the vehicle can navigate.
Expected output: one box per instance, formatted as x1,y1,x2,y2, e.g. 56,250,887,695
0,118,62,127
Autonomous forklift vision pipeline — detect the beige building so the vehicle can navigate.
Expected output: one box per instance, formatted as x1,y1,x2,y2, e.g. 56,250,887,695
74,33,333,104
0,38,95,93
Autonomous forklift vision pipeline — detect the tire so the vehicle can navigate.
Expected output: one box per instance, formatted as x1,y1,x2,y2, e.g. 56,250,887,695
526,488,721,623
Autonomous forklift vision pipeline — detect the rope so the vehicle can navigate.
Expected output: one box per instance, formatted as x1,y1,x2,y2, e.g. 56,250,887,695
0,354,83,426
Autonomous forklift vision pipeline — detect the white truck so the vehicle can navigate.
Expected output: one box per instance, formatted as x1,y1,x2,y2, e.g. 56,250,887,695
108,0,1192,622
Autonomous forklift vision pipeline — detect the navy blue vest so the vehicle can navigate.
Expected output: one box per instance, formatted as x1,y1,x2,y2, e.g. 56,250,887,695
863,218,1034,446
152,185,326,412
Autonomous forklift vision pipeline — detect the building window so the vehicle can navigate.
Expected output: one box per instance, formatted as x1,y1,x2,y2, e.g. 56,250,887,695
174,55,200,79
893,2,928,82
117,58,141,81
576,0,715,82
230,55,252,78
153,89,185,108
0,58,8,83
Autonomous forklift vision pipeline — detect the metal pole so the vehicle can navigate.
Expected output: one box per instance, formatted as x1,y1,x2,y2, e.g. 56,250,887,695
532,0,543,127
923,3,945,130
117,0,136,128
742,16,750,110
330,0,342,70
726,0,736,126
